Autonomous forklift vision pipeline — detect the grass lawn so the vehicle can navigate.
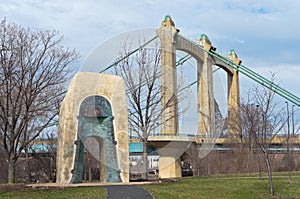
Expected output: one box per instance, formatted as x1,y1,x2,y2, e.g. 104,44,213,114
0,173,299,199
0,185,106,199
143,173,300,199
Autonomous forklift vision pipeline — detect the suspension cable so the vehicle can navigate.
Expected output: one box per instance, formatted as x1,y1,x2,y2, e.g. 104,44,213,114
178,33,300,106
99,35,159,73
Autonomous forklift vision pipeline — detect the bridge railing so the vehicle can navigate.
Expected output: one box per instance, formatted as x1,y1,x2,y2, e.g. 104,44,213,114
150,132,300,144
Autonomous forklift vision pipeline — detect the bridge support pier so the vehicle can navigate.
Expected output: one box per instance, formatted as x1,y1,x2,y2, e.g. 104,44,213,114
156,140,191,178
148,136,193,179
158,156,182,179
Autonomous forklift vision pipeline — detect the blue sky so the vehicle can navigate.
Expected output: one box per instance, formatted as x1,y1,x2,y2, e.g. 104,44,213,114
1,0,299,123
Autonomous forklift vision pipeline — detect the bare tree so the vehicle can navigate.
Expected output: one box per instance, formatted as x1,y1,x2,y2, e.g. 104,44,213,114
0,19,79,183
285,101,292,183
114,39,189,179
241,74,286,196
285,103,300,182
182,143,202,176
28,131,57,183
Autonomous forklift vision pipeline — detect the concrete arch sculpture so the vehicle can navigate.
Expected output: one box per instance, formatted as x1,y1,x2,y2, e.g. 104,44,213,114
56,72,129,184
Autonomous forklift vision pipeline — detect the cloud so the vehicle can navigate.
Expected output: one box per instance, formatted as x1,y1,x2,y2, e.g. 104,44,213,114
239,64,300,105
0,0,299,105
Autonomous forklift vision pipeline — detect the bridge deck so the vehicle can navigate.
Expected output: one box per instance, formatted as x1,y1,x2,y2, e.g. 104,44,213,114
145,135,300,145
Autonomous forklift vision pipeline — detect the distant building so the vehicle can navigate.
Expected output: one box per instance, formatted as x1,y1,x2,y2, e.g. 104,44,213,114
129,142,159,180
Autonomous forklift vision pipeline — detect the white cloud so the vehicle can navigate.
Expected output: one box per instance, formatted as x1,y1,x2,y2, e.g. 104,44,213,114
0,0,299,103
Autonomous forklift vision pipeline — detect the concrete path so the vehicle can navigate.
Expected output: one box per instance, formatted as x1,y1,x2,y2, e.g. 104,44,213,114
27,182,154,199
104,185,153,199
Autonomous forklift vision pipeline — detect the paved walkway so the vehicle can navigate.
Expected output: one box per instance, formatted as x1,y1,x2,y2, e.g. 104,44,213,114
28,182,154,199
104,185,153,199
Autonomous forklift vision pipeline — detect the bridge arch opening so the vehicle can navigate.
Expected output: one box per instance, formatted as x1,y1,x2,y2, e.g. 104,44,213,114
175,50,227,137
212,66,228,137
82,136,102,182
175,52,198,135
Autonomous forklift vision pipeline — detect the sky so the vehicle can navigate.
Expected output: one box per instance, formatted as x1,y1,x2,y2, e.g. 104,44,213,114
1,0,299,126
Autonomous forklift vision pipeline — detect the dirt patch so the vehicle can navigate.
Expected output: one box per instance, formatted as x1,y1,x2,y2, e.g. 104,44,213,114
0,184,62,191
0,184,29,191
147,178,181,184
0,178,181,191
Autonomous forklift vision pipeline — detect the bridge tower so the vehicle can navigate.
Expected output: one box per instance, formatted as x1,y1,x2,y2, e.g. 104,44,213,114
227,50,242,140
154,15,242,179
157,15,179,136
197,34,215,138
155,15,218,179
157,16,216,138
156,16,182,179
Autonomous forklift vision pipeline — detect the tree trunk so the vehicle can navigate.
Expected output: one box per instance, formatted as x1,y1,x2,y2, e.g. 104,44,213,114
206,153,210,175
89,166,92,182
258,153,262,179
264,153,274,196
8,159,15,184
25,146,31,183
142,140,148,180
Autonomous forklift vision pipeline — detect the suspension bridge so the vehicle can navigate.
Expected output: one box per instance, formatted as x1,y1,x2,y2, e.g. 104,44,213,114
56,15,300,183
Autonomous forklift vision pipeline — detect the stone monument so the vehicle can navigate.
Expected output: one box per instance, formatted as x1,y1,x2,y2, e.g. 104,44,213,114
56,72,129,184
